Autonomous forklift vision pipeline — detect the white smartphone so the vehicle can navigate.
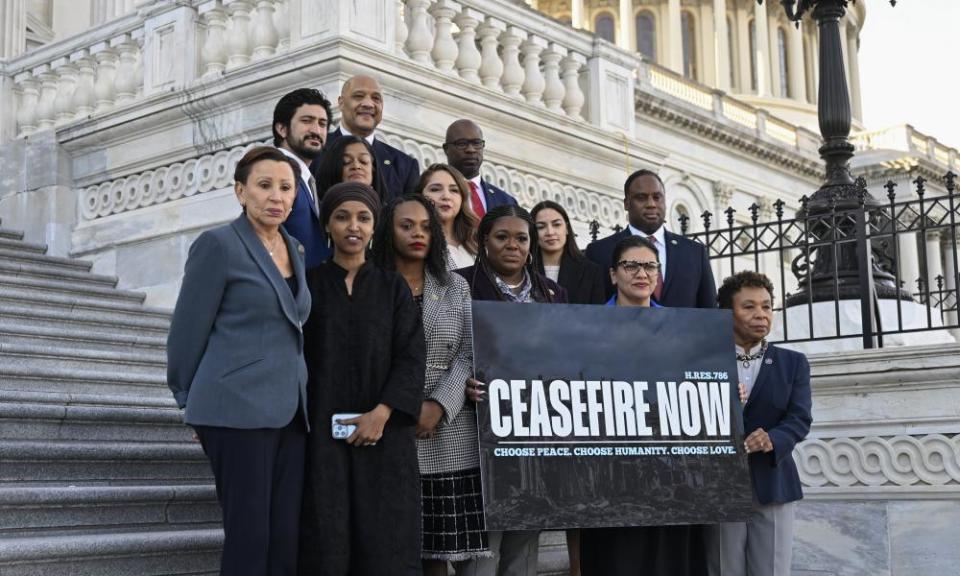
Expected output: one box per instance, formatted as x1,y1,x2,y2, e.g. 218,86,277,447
331,413,361,440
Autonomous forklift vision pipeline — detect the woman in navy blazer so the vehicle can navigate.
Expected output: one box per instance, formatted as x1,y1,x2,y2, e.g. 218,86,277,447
531,200,606,306
167,147,311,576
705,271,813,576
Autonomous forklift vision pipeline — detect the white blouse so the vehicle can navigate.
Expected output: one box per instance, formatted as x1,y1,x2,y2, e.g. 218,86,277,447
448,243,476,269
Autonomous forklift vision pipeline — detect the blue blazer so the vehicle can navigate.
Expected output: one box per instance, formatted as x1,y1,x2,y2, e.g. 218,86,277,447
584,228,717,308
480,178,518,211
283,177,330,269
166,215,311,429
743,344,813,505
319,128,420,202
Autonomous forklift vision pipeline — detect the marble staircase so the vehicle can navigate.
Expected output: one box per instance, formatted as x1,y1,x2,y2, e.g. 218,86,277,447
0,217,221,575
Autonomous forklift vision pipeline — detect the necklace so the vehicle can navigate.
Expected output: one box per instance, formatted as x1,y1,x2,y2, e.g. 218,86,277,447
259,234,284,257
736,339,768,368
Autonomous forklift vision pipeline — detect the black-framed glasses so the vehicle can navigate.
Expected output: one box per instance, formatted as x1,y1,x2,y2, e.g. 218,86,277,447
616,260,660,276
447,139,485,151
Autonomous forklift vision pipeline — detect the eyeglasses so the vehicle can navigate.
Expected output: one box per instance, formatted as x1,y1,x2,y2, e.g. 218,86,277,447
616,260,660,276
447,139,485,151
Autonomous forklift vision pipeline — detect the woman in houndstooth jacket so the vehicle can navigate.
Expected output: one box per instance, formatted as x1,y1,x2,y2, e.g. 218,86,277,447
372,194,490,575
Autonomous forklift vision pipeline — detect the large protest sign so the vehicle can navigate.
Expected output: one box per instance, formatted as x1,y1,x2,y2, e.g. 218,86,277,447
472,301,754,531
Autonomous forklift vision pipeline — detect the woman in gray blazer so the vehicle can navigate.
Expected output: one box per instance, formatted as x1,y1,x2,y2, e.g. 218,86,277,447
372,194,489,575
166,146,311,576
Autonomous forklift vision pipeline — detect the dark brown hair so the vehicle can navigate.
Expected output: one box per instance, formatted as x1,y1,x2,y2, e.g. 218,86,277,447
416,163,479,255
611,235,659,269
531,200,583,266
233,146,301,185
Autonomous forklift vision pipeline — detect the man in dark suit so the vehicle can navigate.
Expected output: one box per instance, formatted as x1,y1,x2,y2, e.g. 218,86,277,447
442,119,517,218
274,88,332,267
585,169,716,307
314,74,420,202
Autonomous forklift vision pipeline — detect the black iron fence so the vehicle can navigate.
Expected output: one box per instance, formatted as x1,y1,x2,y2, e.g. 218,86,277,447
590,172,960,348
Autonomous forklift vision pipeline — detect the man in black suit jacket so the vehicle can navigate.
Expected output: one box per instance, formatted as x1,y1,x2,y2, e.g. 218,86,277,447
313,74,420,201
585,169,716,308
442,119,517,218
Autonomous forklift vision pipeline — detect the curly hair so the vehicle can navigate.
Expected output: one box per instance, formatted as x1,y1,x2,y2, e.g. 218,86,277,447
474,204,558,303
371,194,451,286
718,270,776,309
313,135,388,202
416,163,479,256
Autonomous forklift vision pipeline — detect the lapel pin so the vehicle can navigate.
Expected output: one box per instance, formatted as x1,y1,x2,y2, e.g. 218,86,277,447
765,358,773,365
298,245,305,254
384,159,392,165
431,294,439,300
671,239,678,245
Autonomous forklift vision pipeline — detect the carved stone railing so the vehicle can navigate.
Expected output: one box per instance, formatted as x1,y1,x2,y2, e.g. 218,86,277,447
636,60,816,158
79,131,625,228
851,124,959,172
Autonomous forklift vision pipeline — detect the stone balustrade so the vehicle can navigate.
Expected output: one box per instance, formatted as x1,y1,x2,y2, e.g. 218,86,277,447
637,60,812,155
851,124,958,172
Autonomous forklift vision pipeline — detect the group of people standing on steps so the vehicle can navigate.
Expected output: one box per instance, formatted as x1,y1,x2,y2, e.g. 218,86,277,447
166,74,812,576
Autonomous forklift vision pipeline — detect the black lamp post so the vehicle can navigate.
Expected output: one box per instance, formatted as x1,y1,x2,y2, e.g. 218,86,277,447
765,0,906,304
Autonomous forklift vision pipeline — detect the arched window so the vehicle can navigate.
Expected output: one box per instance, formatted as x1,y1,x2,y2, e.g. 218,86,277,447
595,13,615,43
726,16,737,90
748,19,757,92
681,11,697,80
635,11,656,61
777,27,790,97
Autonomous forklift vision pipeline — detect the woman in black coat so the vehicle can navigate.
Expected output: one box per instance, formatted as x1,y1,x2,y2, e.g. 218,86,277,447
531,200,605,305
298,182,425,576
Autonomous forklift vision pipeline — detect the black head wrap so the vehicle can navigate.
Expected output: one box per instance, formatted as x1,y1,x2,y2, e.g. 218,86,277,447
321,181,381,225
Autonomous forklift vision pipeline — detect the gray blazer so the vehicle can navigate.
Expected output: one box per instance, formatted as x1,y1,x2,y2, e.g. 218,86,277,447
416,270,479,475
166,215,311,429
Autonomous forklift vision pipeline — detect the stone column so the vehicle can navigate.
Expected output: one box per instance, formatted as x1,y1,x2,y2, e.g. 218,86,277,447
667,0,683,74
788,20,806,102
926,230,944,294
0,0,25,59
736,2,751,92
753,0,771,96
618,0,631,51
713,0,730,91
847,25,863,122
898,232,921,298
571,0,583,29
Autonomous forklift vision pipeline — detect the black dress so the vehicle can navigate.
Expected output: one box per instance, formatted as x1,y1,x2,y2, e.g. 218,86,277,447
298,261,426,576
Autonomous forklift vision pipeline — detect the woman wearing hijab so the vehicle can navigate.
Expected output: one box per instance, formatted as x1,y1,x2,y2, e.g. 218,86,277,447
297,182,426,576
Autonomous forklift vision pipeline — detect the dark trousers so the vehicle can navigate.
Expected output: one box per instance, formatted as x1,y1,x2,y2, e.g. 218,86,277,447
195,419,306,576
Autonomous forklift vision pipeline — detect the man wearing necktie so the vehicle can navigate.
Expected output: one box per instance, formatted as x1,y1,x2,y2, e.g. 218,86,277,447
442,119,518,217
585,169,716,308
273,88,333,268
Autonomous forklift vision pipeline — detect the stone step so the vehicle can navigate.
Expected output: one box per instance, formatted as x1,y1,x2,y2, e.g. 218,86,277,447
0,528,221,576
0,440,211,486
0,272,146,304
0,228,25,240
0,301,169,335
0,484,219,537
0,285,170,320
0,363,170,397
0,246,93,272
0,321,166,355
0,392,188,443
0,258,119,288
1,342,166,378
0,236,47,253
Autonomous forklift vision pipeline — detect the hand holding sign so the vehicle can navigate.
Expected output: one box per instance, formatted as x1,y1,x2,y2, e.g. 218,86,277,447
466,378,486,402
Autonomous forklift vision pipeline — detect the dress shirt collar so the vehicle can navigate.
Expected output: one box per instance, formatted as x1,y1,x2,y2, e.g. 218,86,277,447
628,223,666,247
276,146,313,189
338,124,376,146
735,342,765,356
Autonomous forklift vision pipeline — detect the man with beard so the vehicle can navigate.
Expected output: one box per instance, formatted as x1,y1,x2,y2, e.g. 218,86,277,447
585,169,716,307
274,88,333,267
315,74,420,202
442,119,516,218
